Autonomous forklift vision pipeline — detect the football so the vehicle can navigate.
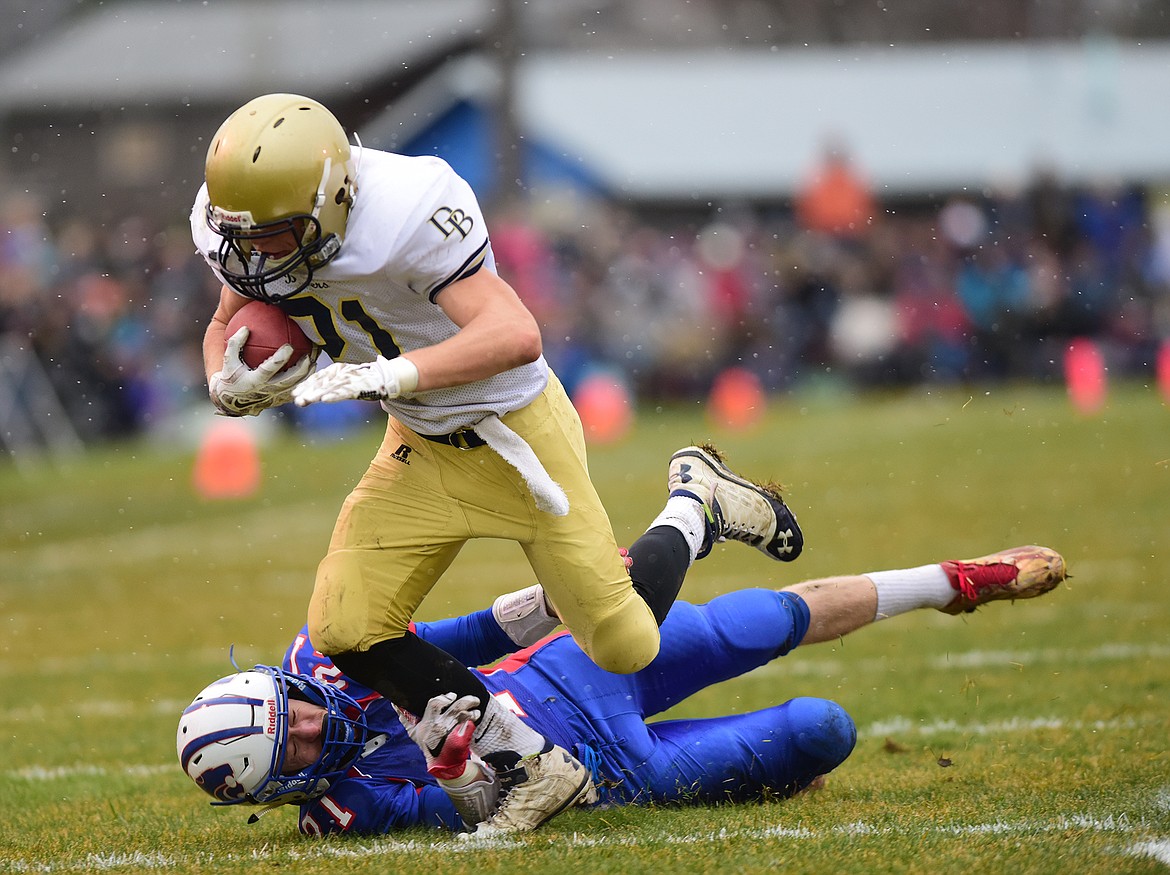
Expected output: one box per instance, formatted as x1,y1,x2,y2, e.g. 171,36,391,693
225,300,315,371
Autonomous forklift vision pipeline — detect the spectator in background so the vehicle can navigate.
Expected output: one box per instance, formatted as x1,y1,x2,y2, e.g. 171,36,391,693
890,219,971,383
795,137,877,243
0,192,54,339
3,163,1169,449
827,257,898,387
1072,180,1146,285
775,232,843,384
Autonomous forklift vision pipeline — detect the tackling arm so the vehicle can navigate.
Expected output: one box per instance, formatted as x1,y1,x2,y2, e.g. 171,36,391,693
413,584,561,665
397,705,501,829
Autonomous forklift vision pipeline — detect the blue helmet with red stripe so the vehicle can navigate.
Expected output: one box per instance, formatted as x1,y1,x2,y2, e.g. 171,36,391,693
177,665,368,807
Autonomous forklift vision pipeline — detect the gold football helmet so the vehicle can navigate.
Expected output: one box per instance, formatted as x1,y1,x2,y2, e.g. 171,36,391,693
205,94,357,301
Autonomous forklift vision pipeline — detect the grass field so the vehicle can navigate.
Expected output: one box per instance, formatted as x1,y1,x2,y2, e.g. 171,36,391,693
2,381,1167,874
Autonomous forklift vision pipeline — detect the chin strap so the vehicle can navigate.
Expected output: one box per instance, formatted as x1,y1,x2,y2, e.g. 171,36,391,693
247,802,284,825
311,158,332,218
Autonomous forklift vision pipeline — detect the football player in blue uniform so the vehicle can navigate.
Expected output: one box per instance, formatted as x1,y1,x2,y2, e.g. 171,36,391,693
178,545,1065,835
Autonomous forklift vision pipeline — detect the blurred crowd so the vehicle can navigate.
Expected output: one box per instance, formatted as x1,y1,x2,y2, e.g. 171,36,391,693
499,153,1169,402
2,156,1168,447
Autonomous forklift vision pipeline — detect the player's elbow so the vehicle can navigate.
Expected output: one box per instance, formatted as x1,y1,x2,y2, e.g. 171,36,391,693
509,319,543,366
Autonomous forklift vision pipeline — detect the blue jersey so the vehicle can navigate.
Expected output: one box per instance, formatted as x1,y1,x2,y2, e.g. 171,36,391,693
284,589,856,835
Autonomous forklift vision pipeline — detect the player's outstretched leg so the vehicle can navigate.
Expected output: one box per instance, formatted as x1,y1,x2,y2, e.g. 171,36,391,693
667,442,803,561
864,544,1068,624
462,744,597,838
939,545,1067,614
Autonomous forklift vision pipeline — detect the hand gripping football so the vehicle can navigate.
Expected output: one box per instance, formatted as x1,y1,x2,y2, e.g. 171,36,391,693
225,301,315,372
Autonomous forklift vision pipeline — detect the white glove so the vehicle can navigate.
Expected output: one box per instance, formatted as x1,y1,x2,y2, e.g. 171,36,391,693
397,696,500,828
209,326,315,417
292,355,419,407
395,692,482,769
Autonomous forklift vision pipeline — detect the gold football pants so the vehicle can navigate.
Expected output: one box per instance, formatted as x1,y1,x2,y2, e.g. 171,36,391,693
307,374,660,674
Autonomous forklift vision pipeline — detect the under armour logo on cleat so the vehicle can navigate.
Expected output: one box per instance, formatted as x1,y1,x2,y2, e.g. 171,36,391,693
775,529,794,553
678,463,694,483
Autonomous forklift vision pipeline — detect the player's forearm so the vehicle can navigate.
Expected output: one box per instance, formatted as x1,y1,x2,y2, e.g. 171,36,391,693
414,584,560,663
203,316,228,381
406,313,541,391
414,609,515,667
204,286,247,380
434,763,499,829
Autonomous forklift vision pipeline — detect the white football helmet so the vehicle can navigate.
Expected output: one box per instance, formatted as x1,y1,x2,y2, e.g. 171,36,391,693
177,664,368,807
204,93,358,302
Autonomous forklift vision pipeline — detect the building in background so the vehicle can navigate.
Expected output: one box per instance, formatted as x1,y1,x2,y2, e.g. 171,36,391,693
0,1,1168,218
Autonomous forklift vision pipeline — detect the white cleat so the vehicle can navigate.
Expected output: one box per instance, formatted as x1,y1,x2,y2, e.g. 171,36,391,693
667,443,803,561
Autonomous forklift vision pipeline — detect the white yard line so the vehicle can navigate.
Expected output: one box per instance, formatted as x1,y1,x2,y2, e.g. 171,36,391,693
929,641,1170,669
739,638,1170,681
10,763,173,781
1130,838,1170,865
858,713,1145,739
0,814,1165,871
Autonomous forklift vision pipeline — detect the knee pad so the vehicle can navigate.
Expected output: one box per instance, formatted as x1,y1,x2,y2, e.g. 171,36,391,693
788,697,857,772
583,598,661,674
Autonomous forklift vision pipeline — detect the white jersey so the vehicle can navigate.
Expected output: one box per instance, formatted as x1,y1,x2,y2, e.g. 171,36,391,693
191,149,548,435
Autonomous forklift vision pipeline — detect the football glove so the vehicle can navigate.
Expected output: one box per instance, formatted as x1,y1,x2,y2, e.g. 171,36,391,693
292,355,419,406
209,326,314,417
424,721,502,827
395,692,482,771
397,697,501,828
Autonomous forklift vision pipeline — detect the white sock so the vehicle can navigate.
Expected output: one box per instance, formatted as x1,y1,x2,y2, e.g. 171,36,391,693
867,564,954,620
647,495,707,563
472,695,545,757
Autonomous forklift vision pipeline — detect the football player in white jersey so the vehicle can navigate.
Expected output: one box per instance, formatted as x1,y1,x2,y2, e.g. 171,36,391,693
192,94,805,835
